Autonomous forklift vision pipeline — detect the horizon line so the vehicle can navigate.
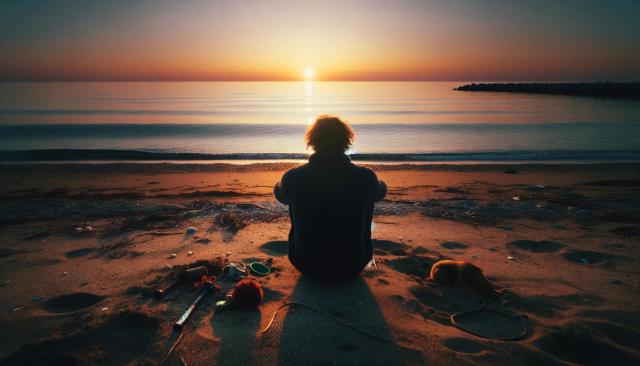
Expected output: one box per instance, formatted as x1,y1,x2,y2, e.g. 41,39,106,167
0,79,635,83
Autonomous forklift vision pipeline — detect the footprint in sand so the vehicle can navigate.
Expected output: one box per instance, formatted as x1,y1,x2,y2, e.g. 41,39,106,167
561,249,622,266
2,311,160,365
440,241,469,250
258,241,288,256
610,226,640,238
41,292,104,313
534,323,640,365
506,240,565,253
64,247,97,258
386,255,436,278
372,239,409,256
442,337,488,354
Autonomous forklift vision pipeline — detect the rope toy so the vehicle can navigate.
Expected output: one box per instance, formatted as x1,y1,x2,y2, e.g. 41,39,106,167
230,278,263,310
194,275,221,293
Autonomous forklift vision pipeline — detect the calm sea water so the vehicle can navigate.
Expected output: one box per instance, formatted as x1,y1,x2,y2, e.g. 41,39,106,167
0,82,639,161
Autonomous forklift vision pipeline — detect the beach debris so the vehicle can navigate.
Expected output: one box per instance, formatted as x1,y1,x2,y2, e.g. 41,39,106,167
155,267,206,298
185,226,198,235
365,257,378,270
507,256,516,260
187,251,194,256
512,196,520,201
75,225,93,233
217,278,264,311
31,295,43,302
174,275,221,331
213,211,247,232
229,278,263,310
155,276,183,299
249,261,271,276
169,253,177,259
223,262,247,280
160,333,185,365
183,266,209,282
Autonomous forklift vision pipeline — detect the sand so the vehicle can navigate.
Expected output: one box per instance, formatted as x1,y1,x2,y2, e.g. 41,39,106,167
0,162,639,365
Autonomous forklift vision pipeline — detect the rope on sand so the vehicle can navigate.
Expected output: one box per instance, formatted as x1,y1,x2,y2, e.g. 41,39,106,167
449,300,528,340
261,301,390,342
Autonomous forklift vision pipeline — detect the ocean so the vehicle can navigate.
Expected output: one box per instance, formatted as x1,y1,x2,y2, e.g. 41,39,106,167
0,81,639,162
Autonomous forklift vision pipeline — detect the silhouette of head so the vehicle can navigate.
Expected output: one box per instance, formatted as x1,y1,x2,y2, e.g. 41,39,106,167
305,115,354,154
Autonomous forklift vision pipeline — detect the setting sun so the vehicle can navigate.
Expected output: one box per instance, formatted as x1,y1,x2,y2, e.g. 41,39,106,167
304,67,314,80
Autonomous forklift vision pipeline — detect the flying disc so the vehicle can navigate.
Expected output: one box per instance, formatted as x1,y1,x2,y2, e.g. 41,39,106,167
249,262,271,276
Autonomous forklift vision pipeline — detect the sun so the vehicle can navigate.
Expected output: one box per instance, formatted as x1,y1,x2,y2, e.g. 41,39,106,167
303,67,314,80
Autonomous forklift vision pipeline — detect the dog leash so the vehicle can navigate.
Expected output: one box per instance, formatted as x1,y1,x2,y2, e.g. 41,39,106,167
261,301,390,342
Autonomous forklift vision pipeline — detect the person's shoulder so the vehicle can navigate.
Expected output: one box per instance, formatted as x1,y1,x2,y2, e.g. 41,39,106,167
352,163,378,181
281,162,310,181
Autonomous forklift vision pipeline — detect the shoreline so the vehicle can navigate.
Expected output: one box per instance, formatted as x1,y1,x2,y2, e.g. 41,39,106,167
2,148,640,164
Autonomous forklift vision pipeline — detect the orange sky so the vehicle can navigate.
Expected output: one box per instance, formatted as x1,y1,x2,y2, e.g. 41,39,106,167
1,0,639,81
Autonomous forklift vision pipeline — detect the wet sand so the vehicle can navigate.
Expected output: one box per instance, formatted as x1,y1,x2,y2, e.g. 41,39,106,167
0,162,639,365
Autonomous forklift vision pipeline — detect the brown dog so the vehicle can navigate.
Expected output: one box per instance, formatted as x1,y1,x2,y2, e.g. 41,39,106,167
429,260,499,298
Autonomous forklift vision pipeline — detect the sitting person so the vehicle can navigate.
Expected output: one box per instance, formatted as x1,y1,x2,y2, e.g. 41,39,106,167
274,115,387,281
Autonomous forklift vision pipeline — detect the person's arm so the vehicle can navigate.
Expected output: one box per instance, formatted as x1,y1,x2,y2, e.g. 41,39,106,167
366,169,386,202
274,180,289,204
374,180,387,202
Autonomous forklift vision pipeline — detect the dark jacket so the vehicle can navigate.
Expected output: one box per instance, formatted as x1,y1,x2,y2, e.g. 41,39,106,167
274,153,386,281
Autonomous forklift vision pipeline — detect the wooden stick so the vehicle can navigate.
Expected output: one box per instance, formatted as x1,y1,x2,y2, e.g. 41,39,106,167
173,291,206,331
159,333,185,365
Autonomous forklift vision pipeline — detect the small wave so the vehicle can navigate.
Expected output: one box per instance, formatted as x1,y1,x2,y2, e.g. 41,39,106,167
1,149,639,162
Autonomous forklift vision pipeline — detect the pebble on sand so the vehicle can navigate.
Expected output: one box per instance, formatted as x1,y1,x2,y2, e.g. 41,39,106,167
169,253,177,259
188,251,194,256
507,256,516,260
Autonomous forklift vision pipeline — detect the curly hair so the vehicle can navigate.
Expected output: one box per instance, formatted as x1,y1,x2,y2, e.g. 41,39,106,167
305,115,355,153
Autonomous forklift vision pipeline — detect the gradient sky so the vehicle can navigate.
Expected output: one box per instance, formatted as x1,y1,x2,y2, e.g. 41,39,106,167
1,0,639,81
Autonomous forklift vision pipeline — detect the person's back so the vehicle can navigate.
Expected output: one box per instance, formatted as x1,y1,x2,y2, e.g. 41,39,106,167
274,116,386,281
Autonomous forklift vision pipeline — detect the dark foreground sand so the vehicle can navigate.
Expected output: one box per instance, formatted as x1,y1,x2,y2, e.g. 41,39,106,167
0,162,639,365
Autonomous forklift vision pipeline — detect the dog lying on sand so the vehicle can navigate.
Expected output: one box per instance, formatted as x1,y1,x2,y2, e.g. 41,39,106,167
429,260,500,298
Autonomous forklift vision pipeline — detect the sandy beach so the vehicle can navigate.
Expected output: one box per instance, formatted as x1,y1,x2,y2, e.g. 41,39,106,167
0,162,639,365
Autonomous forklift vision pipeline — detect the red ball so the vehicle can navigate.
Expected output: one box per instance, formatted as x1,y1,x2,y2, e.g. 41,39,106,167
232,278,263,310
